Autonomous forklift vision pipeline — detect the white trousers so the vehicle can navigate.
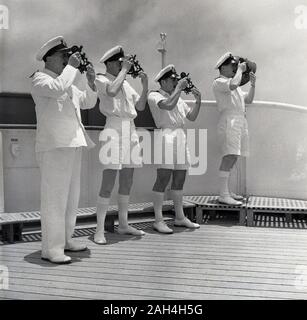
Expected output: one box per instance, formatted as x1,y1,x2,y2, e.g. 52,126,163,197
36,147,82,258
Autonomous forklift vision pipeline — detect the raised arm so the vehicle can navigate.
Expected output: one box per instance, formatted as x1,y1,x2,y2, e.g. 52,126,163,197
135,72,149,111
106,57,133,97
79,64,98,110
158,78,188,111
244,72,256,104
229,62,247,90
31,53,81,98
186,87,202,121
31,65,78,98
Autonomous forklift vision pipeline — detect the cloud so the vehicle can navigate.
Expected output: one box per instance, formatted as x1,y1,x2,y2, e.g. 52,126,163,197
1,0,307,106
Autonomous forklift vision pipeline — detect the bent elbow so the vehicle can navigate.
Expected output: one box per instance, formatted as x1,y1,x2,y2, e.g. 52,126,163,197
106,85,119,98
106,90,117,98
187,115,196,122
136,104,146,112
229,84,239,90
161,103,174,111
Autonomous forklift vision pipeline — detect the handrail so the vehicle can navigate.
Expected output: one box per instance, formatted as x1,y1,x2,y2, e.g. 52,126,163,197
185,100,307,112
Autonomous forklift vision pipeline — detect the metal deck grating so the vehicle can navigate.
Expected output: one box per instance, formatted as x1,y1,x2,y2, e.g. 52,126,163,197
107,202,152,213
0,201,195,226
76,207,97,216
0,211,41,223
0,207,99,225
183,195,247,209
247,196,307,212
183,195,246,225
107,202,153,213
3,212,307,245
14,218,175,243
0,204,148,226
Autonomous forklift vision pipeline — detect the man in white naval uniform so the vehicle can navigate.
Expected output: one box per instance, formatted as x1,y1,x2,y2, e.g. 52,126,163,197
148,65,202,234
213,52,256,206
31,36,98,264
93,46,148,244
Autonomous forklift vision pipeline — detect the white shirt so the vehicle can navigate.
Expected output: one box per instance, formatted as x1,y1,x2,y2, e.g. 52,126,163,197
212,75,248,116
31,65,97,152
96,72,139,119
147,89,190,129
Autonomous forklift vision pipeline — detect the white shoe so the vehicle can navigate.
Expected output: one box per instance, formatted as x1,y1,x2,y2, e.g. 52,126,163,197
118,225,145,236
93,231,107,245
153,221,173,234
230,192,244,201
64,240,88,252
41,254,71,264
174,217,200,229
218,196,242,206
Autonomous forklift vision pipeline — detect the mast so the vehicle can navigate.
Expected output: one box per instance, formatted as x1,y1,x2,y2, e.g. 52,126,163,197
157,32,167,68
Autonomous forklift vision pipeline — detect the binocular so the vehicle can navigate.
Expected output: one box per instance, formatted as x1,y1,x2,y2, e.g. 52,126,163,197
64,45,91,73
232,56,257,86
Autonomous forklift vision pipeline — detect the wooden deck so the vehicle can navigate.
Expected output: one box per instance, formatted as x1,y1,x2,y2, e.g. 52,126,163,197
1,217,307,300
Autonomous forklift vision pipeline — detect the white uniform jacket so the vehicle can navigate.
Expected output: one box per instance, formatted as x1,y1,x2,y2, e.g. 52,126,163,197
31,65,98,152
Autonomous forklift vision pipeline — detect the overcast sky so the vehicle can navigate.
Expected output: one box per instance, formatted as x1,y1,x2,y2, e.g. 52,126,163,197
1,0,307,106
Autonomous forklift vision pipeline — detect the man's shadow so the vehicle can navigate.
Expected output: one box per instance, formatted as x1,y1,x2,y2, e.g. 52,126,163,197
24,248,92,267
87,232,145,245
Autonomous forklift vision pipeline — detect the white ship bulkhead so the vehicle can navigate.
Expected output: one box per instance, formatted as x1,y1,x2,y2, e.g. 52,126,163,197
1,99,307,214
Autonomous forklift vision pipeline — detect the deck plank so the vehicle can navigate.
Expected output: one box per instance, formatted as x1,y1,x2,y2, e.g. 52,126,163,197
0,261,304,284
7,269,307,297
3,246,307,269
5,276,302,300
3,239,307,266
3,264,302,284
1,223,307,299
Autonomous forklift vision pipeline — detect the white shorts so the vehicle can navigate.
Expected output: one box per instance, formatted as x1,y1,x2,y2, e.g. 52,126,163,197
217,115,249,157
155,128,191,170
99,117,142,170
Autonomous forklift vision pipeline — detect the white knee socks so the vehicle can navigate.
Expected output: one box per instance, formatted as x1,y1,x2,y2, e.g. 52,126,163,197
170,189,185,220
118,194,130,228
95,196,110,236
153,191,164,222
219,170,230,197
